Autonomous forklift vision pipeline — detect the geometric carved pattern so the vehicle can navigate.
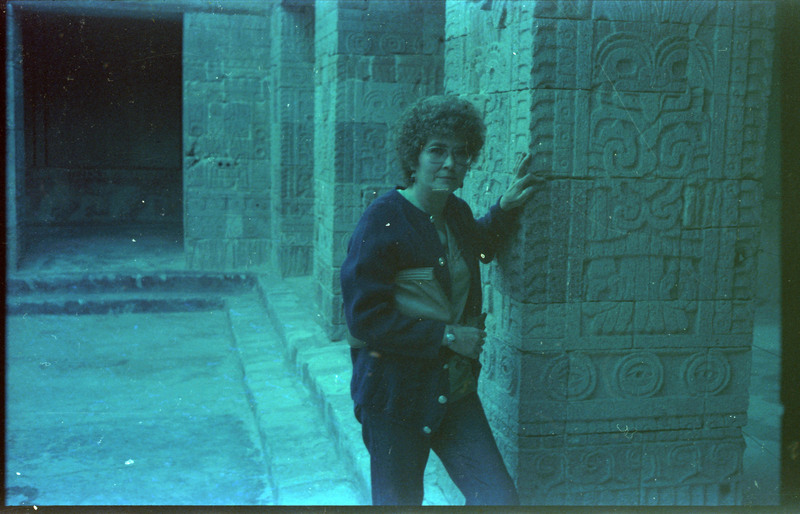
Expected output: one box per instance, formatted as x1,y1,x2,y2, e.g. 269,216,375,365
314,0,445,339
450,0,774,505
543,352,597,401
518,428,744,506
682,350,732,396
183,12,272,271
611,352,664,398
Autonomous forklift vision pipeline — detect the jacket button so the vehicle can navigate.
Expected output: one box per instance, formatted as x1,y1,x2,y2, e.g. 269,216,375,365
443,363,449,370
438,395,448,404
438,257,446,266
429,215,435,223
423,426,432,434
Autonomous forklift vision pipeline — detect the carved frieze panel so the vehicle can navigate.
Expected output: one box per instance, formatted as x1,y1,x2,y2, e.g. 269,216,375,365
514,427,742,505
510,347,750,433
338,20,427,56
333,121,389,184
528,88,711,180
592,0,730,25
336,80,421,125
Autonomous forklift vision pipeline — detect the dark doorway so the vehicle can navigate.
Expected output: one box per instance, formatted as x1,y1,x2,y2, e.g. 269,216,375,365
17,10,183,271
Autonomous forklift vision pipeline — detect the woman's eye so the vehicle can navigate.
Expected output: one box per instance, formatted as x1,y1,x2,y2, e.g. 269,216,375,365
429,146,447,157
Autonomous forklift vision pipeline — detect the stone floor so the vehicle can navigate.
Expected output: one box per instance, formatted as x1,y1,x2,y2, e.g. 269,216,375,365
5,224,783,506
5,277,366,505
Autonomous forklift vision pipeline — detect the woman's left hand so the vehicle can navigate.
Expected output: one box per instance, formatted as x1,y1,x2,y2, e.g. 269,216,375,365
499,152,546,211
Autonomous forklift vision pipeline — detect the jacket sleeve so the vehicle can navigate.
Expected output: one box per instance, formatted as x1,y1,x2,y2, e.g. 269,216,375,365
466,199,520,264
341,206,446,360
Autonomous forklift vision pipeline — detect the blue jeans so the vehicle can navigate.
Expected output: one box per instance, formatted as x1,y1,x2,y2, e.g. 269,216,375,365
360,393,519,506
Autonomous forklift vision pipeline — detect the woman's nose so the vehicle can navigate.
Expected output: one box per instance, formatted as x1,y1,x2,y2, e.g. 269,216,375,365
441,151,455,168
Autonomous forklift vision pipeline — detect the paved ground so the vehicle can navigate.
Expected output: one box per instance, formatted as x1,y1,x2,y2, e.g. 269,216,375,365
6,279,365,505
5,225,782,506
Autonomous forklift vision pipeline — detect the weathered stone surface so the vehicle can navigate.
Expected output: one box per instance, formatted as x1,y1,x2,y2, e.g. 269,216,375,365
448,0,773,505
313,0,445,340
183,12,272,271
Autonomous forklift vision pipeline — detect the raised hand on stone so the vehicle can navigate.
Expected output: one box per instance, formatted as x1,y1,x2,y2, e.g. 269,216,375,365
499,152,547,211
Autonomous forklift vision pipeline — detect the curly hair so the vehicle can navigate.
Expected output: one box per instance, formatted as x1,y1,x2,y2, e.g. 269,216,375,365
393,95,486,186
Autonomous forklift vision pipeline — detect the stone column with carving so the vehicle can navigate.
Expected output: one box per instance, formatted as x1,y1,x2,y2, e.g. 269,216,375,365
446,0,775,505
183,11,272,270
313,0,445,339
269,2,315,277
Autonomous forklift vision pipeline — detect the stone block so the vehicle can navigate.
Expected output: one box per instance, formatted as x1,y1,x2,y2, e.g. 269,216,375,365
337,81,419,125
530,18,593,90
241,215,270,240
333,121,390,183
396,55,443,87
445,0,481,39
733,0,775,28
531,0,592,20
592,0,729,25
335,54,372,82
332,227,357,266
280,122,314,168
279,245,313,277
278,88,314,125
338,23,425,56
528,88,713,180
510,345,752,437
591,20,689,93
515,427,744,505
640,428,744,505
232,239,271,269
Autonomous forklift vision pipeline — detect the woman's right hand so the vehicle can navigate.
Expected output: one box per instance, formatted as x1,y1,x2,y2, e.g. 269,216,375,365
447,325,487,360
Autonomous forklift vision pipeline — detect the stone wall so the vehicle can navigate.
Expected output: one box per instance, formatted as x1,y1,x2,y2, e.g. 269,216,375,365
313,0,445,339
447,0,775,505
269,3,315,277
183,10,272,270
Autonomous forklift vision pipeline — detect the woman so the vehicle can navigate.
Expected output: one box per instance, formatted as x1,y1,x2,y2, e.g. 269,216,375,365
340,95,539,505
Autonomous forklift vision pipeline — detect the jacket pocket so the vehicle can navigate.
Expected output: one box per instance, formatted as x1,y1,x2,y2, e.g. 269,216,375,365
394,267,453,323
396,267,435,281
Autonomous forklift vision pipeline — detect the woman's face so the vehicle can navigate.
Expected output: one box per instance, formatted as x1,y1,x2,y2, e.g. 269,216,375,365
412,135,471,195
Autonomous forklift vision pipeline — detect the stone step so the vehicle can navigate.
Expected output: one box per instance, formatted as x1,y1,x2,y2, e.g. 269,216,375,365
7,271,254,296
8,291,227,315
255,276,458,506
225,292,368,505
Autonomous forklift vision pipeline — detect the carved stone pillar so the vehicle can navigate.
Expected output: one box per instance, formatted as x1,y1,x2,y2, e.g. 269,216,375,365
183,11,272,270
447,0,775,505
313,0,445,339
270,3,315,277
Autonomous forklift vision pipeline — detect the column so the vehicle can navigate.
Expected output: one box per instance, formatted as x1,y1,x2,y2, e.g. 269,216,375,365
183,11,272,271
313,0,445,339
269,3,316,277
447,0,775,505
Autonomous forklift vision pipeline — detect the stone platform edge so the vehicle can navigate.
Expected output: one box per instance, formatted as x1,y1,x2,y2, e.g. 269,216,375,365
254,275,459,506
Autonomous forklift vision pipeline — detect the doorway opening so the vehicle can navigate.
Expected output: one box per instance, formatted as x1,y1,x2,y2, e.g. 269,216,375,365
17,9,183,272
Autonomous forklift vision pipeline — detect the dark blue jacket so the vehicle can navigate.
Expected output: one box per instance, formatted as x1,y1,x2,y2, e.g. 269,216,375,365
341,188,518,433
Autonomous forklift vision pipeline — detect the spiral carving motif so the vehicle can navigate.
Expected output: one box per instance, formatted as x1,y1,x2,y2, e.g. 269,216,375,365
682,351,731,396
530,452,565,487
345,32,371,54
612,352,664,398
543,352,597,400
